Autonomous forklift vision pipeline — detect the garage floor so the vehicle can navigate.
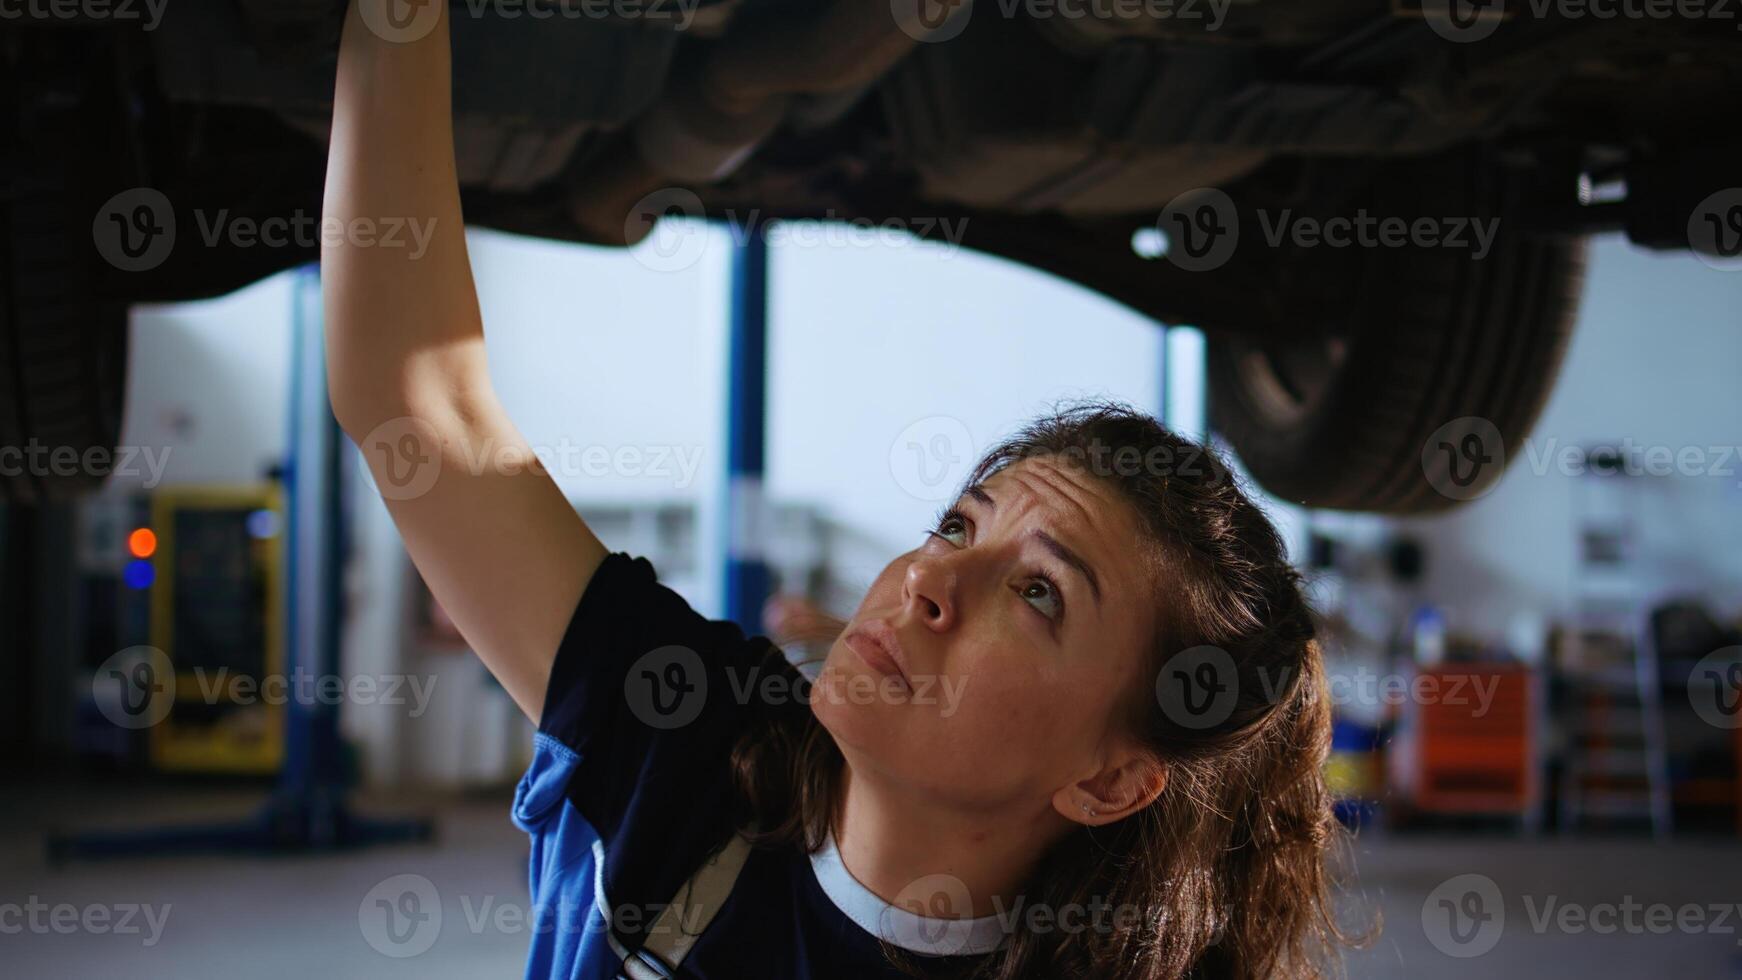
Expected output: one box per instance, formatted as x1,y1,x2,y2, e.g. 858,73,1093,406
6,780,1740,979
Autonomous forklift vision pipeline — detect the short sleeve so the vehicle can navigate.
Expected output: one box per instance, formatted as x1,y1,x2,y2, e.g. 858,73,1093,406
530,551,808,904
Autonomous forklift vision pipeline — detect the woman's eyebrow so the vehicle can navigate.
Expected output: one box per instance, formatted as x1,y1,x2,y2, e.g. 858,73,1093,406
1032,529,1103,610
962,483,1103,611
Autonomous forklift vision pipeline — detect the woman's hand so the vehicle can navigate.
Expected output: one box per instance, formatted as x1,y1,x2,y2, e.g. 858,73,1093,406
322,0,607,725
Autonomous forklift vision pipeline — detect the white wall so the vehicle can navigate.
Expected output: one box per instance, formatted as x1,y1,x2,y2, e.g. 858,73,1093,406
116,273,295,490
765,231,1163,598
1393,233,1742,642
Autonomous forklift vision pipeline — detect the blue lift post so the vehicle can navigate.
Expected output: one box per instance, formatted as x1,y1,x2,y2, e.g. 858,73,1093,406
723,227,773,632
49,267,430,861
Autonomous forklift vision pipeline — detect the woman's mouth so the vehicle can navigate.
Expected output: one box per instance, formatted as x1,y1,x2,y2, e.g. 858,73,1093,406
843,621,912,692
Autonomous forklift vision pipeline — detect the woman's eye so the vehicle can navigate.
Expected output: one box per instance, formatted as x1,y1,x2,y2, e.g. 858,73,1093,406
931,513,969,545
1020,578,1063,620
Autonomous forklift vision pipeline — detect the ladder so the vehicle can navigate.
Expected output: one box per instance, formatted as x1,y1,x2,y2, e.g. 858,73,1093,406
1555,447,1672,837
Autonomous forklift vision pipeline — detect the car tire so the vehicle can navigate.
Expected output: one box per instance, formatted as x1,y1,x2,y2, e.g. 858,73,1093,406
1206,150,1587,513
1,186,131,503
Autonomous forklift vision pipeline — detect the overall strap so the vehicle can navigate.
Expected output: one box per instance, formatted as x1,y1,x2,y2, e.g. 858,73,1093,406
614,832,755,980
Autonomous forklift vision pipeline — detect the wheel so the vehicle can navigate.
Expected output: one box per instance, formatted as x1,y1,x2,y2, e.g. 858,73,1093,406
1,176,131,503
1206,149,1587,513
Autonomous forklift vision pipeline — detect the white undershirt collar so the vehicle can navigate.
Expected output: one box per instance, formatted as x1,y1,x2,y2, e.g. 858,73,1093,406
809,832,1010,957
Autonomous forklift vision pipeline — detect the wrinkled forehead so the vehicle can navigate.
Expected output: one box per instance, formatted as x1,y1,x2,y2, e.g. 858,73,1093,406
974,455,1159,588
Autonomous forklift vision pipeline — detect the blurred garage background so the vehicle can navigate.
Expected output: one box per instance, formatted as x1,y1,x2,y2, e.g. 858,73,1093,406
3,219,1740,978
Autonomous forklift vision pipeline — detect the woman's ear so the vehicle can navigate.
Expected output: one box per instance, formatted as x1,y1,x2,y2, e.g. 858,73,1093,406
1051,747,1168,827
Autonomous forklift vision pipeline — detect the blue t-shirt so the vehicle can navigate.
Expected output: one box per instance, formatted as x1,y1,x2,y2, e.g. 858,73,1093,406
512,551,1006,979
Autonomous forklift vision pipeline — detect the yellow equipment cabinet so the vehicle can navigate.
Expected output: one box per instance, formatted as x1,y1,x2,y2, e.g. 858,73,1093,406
147,486,285,775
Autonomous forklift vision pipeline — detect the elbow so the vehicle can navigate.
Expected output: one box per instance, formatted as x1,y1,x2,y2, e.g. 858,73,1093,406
329,366,496,451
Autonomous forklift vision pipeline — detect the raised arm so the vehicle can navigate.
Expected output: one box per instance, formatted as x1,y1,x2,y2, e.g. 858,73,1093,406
321,0,607,724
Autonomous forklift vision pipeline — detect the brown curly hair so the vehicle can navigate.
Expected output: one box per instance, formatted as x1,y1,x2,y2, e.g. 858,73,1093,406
732,401,1370,979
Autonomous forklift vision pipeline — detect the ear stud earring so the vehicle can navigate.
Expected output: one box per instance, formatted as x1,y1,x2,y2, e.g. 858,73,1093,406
1079,802,1098,818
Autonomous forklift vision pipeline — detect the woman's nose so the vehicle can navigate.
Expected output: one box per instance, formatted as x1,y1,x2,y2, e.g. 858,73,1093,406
902,555,958,632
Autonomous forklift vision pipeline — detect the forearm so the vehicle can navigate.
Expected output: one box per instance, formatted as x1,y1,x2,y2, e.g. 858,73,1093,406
322,0,489,432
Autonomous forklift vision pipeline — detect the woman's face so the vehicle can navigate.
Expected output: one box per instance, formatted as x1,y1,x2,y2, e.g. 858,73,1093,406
814,454,1158,818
